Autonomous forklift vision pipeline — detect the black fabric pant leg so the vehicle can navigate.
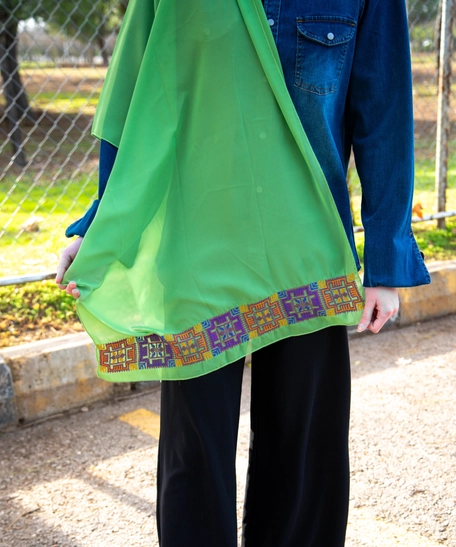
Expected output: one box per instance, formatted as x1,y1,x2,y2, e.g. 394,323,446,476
157,357,245,547
242,326,351,547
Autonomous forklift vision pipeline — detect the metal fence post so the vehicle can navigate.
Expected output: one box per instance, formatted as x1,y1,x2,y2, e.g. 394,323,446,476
435,0,454,229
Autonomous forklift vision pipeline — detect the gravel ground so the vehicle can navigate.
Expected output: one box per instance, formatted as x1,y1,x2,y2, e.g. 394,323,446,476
0,315,455,546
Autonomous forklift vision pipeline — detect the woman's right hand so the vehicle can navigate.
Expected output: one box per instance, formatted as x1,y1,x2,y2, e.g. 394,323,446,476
55,236,83,299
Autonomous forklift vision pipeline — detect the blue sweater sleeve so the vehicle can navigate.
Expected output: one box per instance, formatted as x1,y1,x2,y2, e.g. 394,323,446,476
65,140,118,238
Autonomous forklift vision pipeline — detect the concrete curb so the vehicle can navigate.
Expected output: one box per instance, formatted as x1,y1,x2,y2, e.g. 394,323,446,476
1,260,455,429
0,333,134,428
397,260,456,325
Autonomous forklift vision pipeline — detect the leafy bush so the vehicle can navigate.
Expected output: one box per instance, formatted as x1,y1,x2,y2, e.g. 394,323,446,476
0,281,82,347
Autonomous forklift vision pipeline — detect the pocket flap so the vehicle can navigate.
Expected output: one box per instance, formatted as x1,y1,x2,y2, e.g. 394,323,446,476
297,17,356,46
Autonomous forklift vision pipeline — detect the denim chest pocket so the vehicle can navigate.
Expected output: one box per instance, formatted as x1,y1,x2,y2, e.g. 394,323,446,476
295,16,356,95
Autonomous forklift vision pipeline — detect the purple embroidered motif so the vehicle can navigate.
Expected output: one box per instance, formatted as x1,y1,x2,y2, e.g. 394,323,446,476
137,334,174,369
281,286,324,321
207,313,247,351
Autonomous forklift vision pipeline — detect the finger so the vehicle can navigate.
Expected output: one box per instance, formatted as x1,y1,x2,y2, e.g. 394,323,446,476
55,261,67,285
367,311,392,333
357,299,376,332
55,253,72,284
65,281,77,297
368,306,398,334
72,288,80,299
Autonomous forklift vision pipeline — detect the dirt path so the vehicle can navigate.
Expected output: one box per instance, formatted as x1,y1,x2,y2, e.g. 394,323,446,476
0,315,455,546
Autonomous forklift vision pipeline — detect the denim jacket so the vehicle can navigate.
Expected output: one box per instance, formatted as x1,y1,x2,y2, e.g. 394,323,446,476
67,0,431,288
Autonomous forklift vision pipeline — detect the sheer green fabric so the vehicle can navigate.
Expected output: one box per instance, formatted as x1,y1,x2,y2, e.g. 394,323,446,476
64,0,364,381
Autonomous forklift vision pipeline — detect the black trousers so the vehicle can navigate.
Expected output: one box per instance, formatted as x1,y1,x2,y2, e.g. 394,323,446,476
157,326,351,547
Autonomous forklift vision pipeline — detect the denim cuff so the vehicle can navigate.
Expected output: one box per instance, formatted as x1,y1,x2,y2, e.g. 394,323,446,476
363,227,431,288
65,200,100,238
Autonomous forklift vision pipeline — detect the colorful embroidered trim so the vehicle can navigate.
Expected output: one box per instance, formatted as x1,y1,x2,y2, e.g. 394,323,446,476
97,274,363,373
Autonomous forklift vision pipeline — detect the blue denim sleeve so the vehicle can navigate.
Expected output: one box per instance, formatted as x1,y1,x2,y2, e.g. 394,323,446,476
346,0,430,287
65,140,118,238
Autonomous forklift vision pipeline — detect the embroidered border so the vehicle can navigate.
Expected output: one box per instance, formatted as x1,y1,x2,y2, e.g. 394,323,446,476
97,274,363,373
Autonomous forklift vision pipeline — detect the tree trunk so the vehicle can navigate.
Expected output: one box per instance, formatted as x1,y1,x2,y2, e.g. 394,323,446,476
117,0,129,18
436,0,443,84
97,34,109,67
0,13,28,166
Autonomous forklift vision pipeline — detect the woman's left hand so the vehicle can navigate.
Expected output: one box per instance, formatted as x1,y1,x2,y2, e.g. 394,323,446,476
55,236,83,299
357,286,399,333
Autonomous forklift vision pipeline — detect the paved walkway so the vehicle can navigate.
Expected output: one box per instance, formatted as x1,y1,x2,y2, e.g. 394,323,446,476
1,315,455,546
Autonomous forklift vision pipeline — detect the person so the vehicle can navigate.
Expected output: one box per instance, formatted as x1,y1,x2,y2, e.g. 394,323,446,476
56,0,430,545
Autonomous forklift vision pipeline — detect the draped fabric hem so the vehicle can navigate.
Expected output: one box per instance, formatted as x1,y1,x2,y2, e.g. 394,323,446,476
90,273,364,382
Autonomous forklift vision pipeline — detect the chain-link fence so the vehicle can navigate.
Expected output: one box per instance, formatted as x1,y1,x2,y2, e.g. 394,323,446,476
1,0,455,279
0,0,127,279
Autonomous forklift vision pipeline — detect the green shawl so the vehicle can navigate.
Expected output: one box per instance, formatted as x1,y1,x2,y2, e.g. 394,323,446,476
64,0,364,381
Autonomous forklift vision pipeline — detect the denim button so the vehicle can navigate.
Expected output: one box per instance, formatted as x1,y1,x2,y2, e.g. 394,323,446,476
268,18,275,26
327,32,335,40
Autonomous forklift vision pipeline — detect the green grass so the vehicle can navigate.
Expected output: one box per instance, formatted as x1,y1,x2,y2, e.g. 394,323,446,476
0,280,82,348
0,176,97,276
355,219,456,266
20,61,56,69
0,84,102,116
29,91,100,115
1,176,96,213
414,219,456,261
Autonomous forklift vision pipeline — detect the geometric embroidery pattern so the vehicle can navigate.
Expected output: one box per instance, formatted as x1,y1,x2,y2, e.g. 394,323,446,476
319,274,364,316
137,334,174,369
165,328,210,366
99,337,138,373
243,297,283,336
207,313,247,351
281,284,325,321
97,274,363,373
